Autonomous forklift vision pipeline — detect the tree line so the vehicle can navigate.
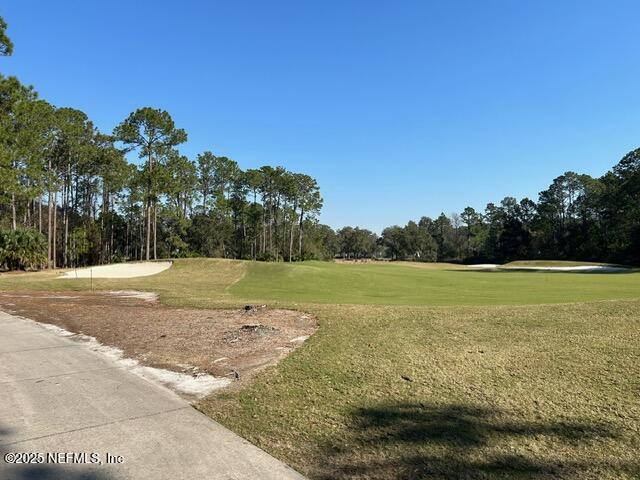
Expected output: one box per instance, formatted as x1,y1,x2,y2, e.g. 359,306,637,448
2,16,640,269
333,156,640,266
0,18,334,269
0,82,330,268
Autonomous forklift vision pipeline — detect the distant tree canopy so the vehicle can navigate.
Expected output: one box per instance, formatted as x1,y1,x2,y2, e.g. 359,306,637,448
1,14,640,268
335,159,640,265
0,74,329,269
337,227,378,259
2,60,640,268
0,15,338,270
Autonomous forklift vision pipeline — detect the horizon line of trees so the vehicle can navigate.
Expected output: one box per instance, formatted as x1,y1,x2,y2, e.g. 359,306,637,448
333,151,640,266
0,80,329,268
3,82,640,270
2,15,640,269
0,17,334,270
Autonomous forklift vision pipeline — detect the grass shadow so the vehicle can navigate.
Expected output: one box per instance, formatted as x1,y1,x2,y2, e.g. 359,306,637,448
316,402,638,479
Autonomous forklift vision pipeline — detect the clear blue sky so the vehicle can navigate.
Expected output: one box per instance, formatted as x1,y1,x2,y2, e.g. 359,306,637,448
3,1,640,232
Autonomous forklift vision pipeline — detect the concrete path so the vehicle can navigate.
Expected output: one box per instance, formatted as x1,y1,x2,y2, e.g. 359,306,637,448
0,311,305,480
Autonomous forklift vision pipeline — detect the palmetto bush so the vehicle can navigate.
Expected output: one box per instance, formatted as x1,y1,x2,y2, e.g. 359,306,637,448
0,228,47,271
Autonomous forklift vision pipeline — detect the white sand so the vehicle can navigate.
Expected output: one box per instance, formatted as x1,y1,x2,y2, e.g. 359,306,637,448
107,290,158,302
466,263,629,273
290,335,310,343
35,319,231,398
59,261,172,279
502,265,629,272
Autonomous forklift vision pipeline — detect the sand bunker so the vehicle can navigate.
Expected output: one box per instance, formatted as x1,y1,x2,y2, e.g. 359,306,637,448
502,265,629,273
466,264,629,273
59,261,172,279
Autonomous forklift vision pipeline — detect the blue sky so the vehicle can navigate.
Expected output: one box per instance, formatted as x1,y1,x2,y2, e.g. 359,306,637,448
3,1,640,232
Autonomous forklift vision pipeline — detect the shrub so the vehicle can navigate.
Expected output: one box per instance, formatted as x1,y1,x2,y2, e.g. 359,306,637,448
0,227,47,271
256,251,276,261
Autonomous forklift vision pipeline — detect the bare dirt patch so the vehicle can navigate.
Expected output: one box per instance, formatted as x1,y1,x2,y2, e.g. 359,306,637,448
0,291,317,393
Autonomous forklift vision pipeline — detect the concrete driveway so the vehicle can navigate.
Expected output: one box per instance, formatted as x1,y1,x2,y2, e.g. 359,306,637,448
0,311,305,480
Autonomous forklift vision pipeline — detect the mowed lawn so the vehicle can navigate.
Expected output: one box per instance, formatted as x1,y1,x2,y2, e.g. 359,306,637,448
1,259,639,479
230,260,640,305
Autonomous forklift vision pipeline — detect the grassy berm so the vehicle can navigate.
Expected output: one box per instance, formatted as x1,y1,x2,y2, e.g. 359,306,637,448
1,259,638,479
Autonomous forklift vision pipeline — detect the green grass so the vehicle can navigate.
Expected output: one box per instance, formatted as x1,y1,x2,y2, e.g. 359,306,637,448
1,258,639,479
203,301,640,479
230,260,640,305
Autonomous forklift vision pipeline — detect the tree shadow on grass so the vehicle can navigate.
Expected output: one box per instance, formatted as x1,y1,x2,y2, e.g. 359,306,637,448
317,402,638,479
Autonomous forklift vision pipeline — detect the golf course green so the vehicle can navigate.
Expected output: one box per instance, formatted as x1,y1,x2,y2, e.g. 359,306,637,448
230,260,640,305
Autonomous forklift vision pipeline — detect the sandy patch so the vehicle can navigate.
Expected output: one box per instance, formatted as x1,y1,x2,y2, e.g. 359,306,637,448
58,261,172,279
108,290,158,302
34,319,230,397
290,335,310,343
502,265,629,273
466,264,629,273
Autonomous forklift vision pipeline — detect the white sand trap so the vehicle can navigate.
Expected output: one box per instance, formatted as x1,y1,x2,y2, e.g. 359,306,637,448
59,261,172,279
466,263,629,272
502,265,629,273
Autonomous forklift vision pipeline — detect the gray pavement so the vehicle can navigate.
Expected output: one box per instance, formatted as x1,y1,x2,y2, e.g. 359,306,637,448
0,311,305,480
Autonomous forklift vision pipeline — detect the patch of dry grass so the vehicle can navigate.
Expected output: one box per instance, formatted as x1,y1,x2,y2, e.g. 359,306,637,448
0,258,246,307
201,300,640,479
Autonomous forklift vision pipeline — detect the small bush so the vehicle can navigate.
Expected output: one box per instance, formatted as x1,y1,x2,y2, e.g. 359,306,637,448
256,251,276,261
0,228,47,271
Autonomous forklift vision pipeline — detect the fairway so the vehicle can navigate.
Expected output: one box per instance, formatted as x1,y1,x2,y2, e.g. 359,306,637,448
1,259,639,479
230,260,640,305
